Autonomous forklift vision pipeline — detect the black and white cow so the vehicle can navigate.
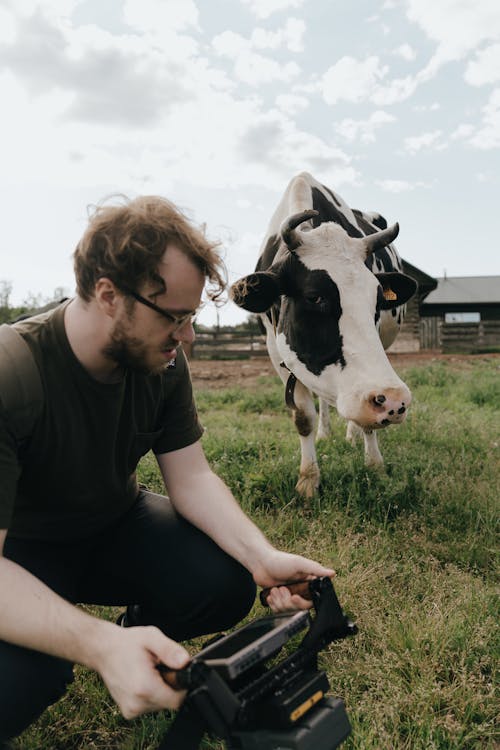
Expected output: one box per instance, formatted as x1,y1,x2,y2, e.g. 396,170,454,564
231,172,417,497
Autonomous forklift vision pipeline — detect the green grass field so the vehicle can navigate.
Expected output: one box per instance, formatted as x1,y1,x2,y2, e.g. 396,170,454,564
14,356,499,749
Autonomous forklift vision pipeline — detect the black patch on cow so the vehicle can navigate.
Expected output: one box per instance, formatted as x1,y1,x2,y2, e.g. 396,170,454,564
256,234,281,272
311,187,363,238
372,213,388,230
279,258,346,375
366,246,396,274
352,209,378,236
321,184,342,208
294,408,312,436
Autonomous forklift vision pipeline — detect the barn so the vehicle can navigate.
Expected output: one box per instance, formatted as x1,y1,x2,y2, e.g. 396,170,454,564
385,269,500,354
420,275,500,353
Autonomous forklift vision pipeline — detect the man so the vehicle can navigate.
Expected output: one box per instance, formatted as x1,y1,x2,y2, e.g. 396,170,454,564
0,196,334,741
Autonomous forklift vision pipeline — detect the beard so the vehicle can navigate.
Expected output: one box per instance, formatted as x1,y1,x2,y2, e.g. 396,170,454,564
103,318,176,376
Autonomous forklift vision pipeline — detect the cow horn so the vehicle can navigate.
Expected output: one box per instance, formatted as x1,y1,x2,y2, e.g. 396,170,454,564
281,209,319,251
364,222,399,256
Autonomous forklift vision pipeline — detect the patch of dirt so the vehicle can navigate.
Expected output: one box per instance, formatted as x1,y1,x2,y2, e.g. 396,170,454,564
188,352,500,390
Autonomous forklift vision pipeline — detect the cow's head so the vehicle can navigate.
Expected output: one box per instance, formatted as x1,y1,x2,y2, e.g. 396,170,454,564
231,210,417,429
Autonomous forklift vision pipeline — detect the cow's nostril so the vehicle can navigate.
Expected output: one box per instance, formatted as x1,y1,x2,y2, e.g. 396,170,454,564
398,406,406,414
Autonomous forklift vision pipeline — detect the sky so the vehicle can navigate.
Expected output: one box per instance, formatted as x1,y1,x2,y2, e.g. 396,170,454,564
0,0,499,327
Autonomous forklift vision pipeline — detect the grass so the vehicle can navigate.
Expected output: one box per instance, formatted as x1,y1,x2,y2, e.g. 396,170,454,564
14,356,500,749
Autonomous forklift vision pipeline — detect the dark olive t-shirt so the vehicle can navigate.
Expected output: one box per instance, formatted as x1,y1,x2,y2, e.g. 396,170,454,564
0,301,203,541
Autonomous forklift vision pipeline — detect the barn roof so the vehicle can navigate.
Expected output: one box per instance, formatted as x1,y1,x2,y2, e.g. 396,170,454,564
423,276,500,305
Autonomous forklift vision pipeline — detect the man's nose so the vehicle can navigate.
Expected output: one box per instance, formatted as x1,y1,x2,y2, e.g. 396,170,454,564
173,319,195,344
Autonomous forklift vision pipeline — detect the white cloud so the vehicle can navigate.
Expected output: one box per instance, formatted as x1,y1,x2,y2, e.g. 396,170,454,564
469,88,500,149
123,0,200,32
404,130,444,153
335,110,396,143
241,0,305,20
275,93,309,114
212,28,301,86
4,0,82,20
371,75,417,105
236,110,360,188
376,179,429,192
0,7,17,43
393,43,416,61
251,18,305,52
236,50,300,86
321,56,388,105
413,102,440,112
465,43,500,86
451,124,475,140
407,0,500,79
320,54,419,107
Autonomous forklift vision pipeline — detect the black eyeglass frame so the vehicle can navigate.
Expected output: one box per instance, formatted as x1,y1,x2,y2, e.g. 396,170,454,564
117,284,200,331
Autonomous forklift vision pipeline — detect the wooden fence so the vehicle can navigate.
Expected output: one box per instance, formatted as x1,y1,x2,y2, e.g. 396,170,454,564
186,321,500,359
189,330,267,359
441,320,500,353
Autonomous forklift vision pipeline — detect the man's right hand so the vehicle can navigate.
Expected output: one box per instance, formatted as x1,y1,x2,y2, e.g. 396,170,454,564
95,624,190,719
0,550,190,719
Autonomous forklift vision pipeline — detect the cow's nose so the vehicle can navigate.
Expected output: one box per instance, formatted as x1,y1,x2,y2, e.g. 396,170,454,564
367,387,412,426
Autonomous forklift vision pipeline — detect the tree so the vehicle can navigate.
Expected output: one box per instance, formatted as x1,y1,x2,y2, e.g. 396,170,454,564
0,280,12,309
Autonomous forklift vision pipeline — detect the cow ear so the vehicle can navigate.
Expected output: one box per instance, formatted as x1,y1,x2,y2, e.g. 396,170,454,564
376,272,417,309
230,272,281,313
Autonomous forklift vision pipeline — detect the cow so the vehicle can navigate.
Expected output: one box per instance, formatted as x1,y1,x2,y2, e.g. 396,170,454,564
230,172,417,498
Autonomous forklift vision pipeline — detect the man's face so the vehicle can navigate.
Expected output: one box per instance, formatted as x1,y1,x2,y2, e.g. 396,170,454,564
105,244,205,375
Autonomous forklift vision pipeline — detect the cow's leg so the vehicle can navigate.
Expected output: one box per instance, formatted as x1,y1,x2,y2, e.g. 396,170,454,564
346,420,362,445
291,381,320,498
362,429,383,466
316,398,331,441
263,327,319,496
346,422,383,465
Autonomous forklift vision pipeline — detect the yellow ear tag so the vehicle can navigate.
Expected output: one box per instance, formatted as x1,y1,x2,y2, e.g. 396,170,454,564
383,287,397,301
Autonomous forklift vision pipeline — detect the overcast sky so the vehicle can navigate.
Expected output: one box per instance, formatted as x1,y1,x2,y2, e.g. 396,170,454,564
1,0,499,326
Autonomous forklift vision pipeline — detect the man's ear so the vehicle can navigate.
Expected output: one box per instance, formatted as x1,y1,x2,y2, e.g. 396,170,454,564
376,272,417,309
94,277,121,317
230,272,282,313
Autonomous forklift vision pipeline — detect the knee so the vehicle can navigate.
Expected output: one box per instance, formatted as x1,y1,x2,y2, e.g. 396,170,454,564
0,645,74,741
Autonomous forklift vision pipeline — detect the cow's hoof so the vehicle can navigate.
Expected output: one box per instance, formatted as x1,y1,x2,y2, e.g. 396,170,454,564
295,472,320,498
364,458,385,470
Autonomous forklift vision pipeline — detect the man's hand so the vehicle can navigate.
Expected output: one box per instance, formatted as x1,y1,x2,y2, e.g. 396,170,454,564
95,624,190,719
252,548,335,612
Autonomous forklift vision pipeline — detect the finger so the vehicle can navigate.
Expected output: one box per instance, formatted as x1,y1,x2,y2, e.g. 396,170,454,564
266,586,290,612
260,574,336,607
267,586,307,613
146,626,190,670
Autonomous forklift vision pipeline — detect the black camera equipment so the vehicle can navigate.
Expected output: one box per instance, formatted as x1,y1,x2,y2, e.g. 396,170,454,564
156,577,357,750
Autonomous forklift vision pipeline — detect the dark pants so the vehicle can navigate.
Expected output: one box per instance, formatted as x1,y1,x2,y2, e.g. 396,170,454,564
0,491,256,740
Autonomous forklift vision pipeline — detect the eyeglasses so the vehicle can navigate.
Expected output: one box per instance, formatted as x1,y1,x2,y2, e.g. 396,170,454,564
118,285,201,331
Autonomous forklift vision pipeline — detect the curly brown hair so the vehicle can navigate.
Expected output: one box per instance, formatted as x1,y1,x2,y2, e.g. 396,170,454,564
73,195,226,302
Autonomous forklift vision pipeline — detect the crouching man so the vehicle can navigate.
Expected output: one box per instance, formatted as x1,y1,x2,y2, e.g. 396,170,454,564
0,195,333,741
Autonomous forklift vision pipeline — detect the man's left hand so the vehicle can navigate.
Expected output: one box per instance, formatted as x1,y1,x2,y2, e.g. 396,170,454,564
252,549,335,612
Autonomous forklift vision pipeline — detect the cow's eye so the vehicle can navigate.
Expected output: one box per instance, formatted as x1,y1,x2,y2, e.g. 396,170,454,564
304,295,329,313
